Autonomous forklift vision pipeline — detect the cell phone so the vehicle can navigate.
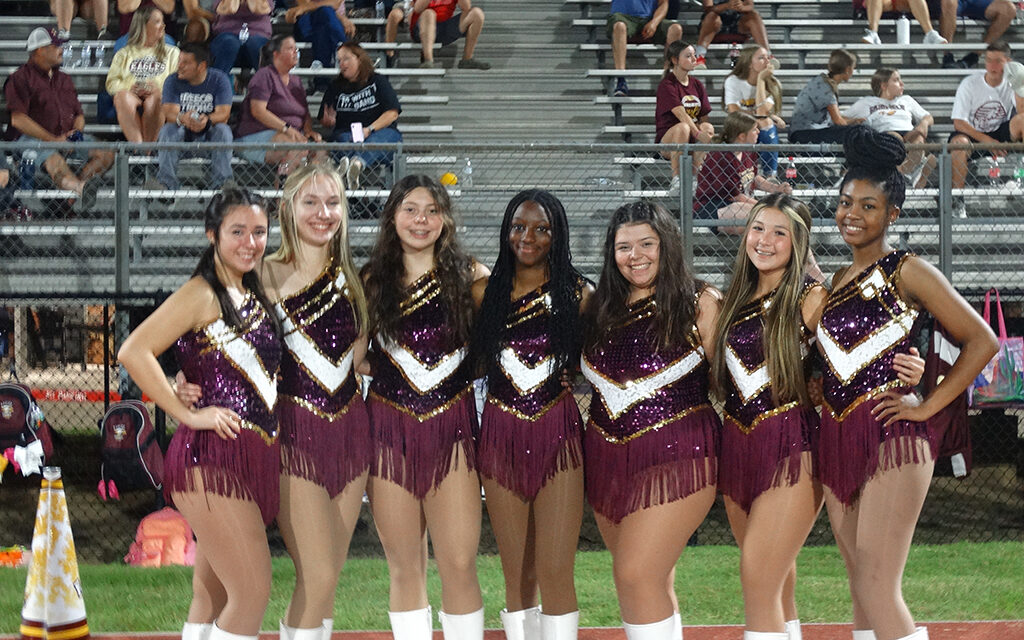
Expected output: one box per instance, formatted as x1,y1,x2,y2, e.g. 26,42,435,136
350,122,365,143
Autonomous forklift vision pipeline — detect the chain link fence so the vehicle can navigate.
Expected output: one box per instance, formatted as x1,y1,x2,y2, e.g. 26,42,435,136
1,140,1021,562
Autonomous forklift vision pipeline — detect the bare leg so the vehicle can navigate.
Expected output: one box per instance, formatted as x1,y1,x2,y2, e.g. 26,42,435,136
661,123,699,177
482,478,538,611
141,92,164,142
368,472,430,611
418,9,437,63
531,464,584,615
80,150,114,181
696,14,721,49
114,91,146,143
866,0,884,33
459,8,485,60
949,134,971,189
187,544,228,623
983,0,1014,44
80,0,109,31
612,20,627,70
50,0,74,32
43,153,84,194
738,12,770,50
904,0,938,34
939,0,956,42
385,7,403,59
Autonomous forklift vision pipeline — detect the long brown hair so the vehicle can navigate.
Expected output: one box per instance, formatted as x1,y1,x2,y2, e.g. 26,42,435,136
728,45,782,115
711,193,814,406
126,7,170,61
583,201,702,353
362,175,474,344
336,41,374,85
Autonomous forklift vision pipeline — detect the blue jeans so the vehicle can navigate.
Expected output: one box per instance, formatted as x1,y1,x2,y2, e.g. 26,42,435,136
331,126,402,167
757,123,779,177
210,32,269,76
157,123,234,188
296,6,347,68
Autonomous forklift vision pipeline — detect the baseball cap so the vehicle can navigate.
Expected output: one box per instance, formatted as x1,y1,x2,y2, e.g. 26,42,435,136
1004,60,1024,98
27,27,68,53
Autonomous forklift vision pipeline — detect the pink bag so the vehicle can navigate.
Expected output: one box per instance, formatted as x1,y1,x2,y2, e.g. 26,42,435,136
969,289,1024,406
124,507,196,567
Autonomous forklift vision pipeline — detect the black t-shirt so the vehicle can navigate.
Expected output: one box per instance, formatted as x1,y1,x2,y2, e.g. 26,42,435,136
319,73,401,135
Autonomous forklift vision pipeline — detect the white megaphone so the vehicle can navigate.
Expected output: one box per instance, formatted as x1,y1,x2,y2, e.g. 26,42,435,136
1004,60,1024,97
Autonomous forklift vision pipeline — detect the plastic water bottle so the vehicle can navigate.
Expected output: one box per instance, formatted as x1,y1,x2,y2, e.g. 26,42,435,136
94,44,106,68
728,44,740,68
461,158,473,187
78,44,92,69
239,22,249,44
988,155,1002,186
784,156,797,183
20,150,37,191
61,42,73,67
375,0,385,18
896,15,910,45
1014,157,1024,188
310,59,323,72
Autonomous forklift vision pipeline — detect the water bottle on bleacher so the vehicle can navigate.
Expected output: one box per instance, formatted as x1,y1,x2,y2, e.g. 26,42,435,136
375,0,385,18
94,44,106,67
19,151,37,191
78,44,92,69
239,22,249,44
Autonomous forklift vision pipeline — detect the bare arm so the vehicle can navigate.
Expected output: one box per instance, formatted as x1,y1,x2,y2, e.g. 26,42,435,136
471,276,488,312
827,103,862,126
217,0,241,15
364,109,400,137
695,286,723,360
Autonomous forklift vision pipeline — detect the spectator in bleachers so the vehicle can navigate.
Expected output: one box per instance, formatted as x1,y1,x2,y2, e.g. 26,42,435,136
106,8,180,143
608,0,682,96
286,0,355,80
210,0,273,78
0,154,22,219
788,49,863,144
948,41,1024,209
936,0,1016,68
319,42,402,190
183,0,218,43
117,0,175,37
656,40,714,193
692,0,771,69
156,43,234,190
384,1,414,67
236,35,324,175
50,0,114,40
857,0,947,45
3,28,114,212
725,45,785,178
694,111,791,234
844,68,936,187
407,0,490,70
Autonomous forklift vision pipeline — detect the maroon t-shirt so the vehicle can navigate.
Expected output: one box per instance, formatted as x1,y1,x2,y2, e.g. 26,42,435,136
236,65,309,137
694,150,757,209
4,62,83,140
655,73,711,143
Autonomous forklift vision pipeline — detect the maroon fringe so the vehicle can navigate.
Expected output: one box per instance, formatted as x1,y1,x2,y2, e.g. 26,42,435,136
164,427,281,525
583,407,720,524
477,394,584,501
818,395,936,506
718,406,818,513
367,393,478,499
278,396,373,499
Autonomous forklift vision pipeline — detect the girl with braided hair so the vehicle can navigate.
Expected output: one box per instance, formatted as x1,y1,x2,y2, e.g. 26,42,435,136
817,126,997,640
470,190,593,640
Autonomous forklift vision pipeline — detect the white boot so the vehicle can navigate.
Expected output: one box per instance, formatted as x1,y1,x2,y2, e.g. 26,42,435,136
501,607,542,640
852,631,876,640
439,607,485,640
896,628,929,640
208,623,257,640
281,620,325,640
743,632,789,640
389,607,434,640
785,620,801,640
182,622,212,640
671,613,682,640
539,610,578,640
321,618,334,640
623,615,676,640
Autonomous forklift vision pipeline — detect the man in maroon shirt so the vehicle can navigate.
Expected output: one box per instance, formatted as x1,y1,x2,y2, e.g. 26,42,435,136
4,28,113,211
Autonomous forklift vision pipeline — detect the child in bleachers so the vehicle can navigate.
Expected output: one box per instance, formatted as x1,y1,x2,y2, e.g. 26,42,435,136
788,49,862,144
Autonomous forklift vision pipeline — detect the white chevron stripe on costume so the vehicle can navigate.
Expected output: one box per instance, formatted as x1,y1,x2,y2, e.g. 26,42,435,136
381,335,466,394
500,348,555,394
276,306,353,393
725,348,769,403
816,309,919,384
207,319,278,409
581,348,703,419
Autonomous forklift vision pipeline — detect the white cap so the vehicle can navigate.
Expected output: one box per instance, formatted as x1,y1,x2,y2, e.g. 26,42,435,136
1004,60,1024,98
26,27,67,53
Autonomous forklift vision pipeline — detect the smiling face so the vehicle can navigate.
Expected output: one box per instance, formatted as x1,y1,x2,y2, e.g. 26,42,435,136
614,223,660,298
208,204,269,280
508,200,552,270
293,174,344,249
394,186,444,254
746,207,794,284
836,178,897,249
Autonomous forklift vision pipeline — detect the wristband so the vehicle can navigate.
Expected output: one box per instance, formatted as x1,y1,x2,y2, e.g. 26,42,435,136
281,123,291,133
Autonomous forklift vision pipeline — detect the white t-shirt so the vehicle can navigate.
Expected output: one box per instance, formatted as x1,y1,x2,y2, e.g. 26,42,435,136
723,74,774,112
951,71,1017,133
844,94,930,133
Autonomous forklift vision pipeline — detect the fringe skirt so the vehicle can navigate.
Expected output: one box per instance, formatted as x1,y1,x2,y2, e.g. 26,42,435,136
164,424,281,526
278,394,373,499
818,393,935,506
584,406,720,524
477,392,584,501
368,390,478,499
718,405,818,514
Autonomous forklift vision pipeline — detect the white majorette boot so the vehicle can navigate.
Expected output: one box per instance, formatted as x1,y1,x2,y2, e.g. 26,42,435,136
181,622,212,640
501,607,541,640
895,628,929,640
852,631,876,640
321,618,334,640
671,613,682,640
742,631,789,640
439,607,485,640
785,620,801,640
281,620,325,640
208,622,257,640
623,615,676,640
389,607,434,640
539,610,578,640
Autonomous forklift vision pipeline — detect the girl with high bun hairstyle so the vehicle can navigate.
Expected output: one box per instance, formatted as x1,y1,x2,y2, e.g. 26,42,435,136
119,188,283,640
361,175,489,640
581,201,721,640
817,126,997,640
470,190,593,640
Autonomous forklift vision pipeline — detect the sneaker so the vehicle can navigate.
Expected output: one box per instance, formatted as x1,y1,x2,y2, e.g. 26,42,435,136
923,30,947,45
385,53,397,69
613,77,629,97
942,52,957,68
862,29,882,45
457,57,491,70
336,156,350,182
905,158,927,189
959,52,979,68
96,26,116,41
347,157,364,191
953,197,967,218
693,54,707,70
666,175,680,196
74,177,99,213
419,59,435,69
58,29,72,40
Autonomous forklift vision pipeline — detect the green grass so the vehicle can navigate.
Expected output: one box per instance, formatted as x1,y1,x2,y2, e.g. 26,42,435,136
0,543,1021,633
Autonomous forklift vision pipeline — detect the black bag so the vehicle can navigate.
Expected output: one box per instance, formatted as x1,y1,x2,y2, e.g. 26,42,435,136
98,400,164,499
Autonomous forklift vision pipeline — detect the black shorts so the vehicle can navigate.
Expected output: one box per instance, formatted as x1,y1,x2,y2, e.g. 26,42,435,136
411,12,463,45
948,121,1013,161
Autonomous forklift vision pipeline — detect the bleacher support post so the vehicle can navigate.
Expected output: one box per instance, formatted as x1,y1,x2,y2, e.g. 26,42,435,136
114,150,130,296
938,144,954,279
680,148,694,263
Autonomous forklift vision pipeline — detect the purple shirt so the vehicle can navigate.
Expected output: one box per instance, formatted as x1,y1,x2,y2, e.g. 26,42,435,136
4,62,83,140
236,65,309,137
213,0,273,39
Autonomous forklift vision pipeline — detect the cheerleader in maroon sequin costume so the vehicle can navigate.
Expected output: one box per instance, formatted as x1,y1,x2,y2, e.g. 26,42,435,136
469,191,593,640
818,127,997,640
119,189,283,640
581,202,721,640
362,176,488,640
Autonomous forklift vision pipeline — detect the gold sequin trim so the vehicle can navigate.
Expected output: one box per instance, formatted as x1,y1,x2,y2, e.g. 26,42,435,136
200,310,279,413
368,387,472,422
723,400,803,435
486,389,572,423
240,419,278,445
589,403,714,444
400,271,442,316
822,379,909,422
280,393,358,422
506,292,551,328
582,346,702,388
